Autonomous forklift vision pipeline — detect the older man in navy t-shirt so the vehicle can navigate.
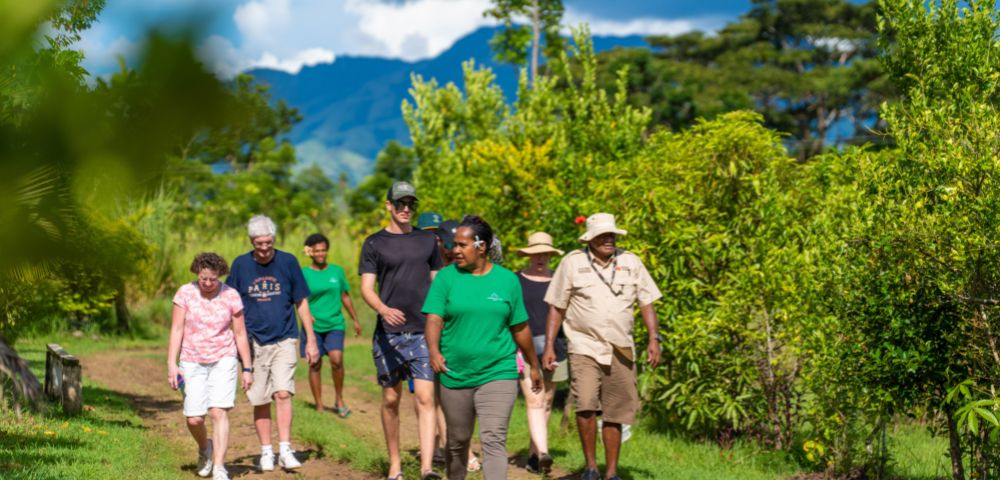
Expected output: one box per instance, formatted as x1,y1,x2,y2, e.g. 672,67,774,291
226,215,320,472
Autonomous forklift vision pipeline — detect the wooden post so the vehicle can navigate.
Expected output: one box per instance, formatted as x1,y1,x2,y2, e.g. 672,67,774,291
43,344,82,415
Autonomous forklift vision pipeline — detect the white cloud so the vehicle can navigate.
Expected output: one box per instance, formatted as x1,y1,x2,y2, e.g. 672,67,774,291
251,48,335,74
564,7,727,37
197,35,335,77
345,0,494,60
77,28,143,74
196,34,247,78
77,0,733,79
233,0,291,47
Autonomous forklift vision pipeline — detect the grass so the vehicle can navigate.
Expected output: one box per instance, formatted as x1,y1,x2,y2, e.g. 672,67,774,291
1,333,180,480
292,341,805,480
2,322,951,480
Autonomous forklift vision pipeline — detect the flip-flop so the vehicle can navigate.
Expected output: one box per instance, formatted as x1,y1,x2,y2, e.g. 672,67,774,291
335,405,352,418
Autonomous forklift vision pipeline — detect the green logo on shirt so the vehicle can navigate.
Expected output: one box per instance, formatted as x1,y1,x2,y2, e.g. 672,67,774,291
487,293,504,302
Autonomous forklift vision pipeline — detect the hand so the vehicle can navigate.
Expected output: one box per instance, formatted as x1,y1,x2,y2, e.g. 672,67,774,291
168,364,179,390
647,339,661,368
430,350,448,373
529,366,543,394
306,340,320,365
380,307,406,327
353,320,362,337
241,371,254,391
541,348,556,372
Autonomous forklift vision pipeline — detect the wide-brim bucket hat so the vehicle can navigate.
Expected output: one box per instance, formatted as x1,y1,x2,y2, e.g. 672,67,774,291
578,213,627,243
516,232,564,256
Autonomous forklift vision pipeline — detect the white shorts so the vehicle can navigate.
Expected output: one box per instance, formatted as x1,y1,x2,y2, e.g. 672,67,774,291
180,356,238,417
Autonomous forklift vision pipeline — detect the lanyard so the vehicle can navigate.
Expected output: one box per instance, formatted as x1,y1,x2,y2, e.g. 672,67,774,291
586,247,622,297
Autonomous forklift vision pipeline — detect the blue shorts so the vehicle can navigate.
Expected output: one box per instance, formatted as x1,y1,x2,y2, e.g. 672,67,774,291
372,331,433,388
301,329,345,357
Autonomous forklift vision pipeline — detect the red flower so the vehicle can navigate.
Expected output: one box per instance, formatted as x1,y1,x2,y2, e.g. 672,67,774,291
575,215,586,225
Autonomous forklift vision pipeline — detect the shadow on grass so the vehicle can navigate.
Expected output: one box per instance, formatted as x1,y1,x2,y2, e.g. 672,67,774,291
0,431,86,478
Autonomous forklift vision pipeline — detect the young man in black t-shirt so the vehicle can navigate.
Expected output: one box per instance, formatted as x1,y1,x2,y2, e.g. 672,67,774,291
359,181,443,480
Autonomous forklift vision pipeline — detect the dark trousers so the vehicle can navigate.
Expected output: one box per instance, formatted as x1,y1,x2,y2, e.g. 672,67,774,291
439,379,518,479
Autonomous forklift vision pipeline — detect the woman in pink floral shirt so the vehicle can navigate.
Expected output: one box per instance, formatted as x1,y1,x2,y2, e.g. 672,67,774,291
167,253,254,480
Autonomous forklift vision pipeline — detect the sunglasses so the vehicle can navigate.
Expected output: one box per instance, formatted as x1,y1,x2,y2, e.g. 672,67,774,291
392,199,418,211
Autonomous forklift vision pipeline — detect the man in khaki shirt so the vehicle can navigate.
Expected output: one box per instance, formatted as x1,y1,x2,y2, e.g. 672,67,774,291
542,213,661,480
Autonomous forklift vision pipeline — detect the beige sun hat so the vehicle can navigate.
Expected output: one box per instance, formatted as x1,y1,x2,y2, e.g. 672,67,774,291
516,232,565,256
578,213,627,243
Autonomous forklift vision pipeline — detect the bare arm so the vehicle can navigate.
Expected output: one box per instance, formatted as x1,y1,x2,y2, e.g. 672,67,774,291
296,298,320,364
342,292,362,336
541,305,565,371
231,310,254,390
511,323,541,393
361,272,405,326
426,313,447,373
639,303,661,368
167,304,185,390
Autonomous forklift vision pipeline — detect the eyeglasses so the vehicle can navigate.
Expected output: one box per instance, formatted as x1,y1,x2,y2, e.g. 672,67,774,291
392,199,418,211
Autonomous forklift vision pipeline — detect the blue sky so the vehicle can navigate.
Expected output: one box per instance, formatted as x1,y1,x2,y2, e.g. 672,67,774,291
77,0,753,77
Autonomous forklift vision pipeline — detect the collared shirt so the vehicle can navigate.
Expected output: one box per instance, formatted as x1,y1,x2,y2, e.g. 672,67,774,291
544,248,662,365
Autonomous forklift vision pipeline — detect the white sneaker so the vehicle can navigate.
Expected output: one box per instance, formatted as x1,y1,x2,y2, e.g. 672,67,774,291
197,440,214,477
259,450,275,472
278,449,302,470
212,466,229,480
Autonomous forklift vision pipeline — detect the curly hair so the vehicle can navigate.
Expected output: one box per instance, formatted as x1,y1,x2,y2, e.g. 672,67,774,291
190,252,230,276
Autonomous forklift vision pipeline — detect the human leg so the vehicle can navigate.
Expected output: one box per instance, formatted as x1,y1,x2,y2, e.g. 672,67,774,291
307,361,323,411
601,422,622,479
475,379,518,480
204,357,238,469
208,408,230,467
381,383,404,477
413,379,438,474
439,384,475,480
330,349,346,410
569,354,604,473
599,348,640,479
519,373,548,456
269,338,299,445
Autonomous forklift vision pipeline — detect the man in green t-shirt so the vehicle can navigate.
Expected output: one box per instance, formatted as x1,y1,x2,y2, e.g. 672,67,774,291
302,233,361,418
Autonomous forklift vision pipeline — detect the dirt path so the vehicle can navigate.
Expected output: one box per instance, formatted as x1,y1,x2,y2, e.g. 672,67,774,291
82,346,572,479
82,347,377,479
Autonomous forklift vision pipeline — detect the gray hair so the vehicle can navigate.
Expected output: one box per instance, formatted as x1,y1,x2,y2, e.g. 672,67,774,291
247,215,277,239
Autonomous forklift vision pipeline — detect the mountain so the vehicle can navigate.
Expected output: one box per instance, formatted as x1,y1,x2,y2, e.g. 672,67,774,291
248,26,649,184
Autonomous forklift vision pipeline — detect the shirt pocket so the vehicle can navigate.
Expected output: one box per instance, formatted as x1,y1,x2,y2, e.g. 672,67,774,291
570,275,596,300
612,275,638,299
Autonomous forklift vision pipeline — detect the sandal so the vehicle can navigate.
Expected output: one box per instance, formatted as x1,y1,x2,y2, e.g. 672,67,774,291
335,404,352,418
386,474,403,480
466,455,481,472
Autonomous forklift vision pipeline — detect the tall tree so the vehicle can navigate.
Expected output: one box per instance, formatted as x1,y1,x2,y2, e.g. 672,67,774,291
485,0,564,83
1,0,233,407
599,0,893,159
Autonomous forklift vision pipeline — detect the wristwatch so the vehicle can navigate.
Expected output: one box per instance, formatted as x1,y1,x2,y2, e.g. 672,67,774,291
242,367,254,373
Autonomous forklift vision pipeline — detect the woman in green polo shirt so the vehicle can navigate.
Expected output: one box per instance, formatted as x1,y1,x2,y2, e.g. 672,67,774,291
424,216,542,480
302,233,362,417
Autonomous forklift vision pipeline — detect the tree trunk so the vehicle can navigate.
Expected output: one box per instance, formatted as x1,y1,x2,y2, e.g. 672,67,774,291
946,404,966,480
113,277,131,334
530,0,540,84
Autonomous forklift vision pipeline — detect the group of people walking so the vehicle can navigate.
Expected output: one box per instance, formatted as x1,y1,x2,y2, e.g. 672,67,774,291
165,180,662,480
